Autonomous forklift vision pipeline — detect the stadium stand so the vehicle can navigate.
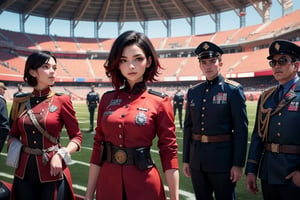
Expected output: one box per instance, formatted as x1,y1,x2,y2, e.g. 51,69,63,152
0,10,299,102
52,36,80,52
76,37,102,51
29,33,58,51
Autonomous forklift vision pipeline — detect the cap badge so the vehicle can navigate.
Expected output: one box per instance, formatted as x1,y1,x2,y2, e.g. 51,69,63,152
203,43,210,50
275,42,280,51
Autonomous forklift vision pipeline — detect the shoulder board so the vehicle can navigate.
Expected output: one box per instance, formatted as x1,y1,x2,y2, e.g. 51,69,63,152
11,93,31,120
14,92,31,98
104,90,115,94
148,89,168,98
193,82,204,88
224,79,240,87
13,93,31,103
55,92,66,96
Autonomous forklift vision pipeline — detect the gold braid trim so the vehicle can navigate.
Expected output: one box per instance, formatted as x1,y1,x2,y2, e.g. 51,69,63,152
257,87,276,141
11,91,56,121
257,85,297,141
11,94,31,121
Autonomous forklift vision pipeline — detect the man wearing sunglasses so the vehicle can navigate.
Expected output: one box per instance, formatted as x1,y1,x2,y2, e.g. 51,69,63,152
246,39,300,200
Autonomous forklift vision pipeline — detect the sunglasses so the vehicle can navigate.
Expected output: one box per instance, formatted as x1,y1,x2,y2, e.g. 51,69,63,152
269,56,293,68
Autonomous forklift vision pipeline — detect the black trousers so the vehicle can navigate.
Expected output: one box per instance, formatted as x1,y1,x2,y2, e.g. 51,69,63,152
173,104,183,127
261,179,300,200
191,168,236,200
13,176,69,200
88,104,97,130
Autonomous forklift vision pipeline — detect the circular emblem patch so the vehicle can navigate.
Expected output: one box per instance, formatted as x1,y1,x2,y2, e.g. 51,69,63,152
114,150,127,164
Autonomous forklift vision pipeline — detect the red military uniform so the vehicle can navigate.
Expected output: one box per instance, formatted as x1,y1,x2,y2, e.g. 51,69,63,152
9,87,82,199
90,82,178,200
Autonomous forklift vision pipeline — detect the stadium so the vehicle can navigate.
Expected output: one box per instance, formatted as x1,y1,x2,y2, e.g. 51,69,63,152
0,0,299,199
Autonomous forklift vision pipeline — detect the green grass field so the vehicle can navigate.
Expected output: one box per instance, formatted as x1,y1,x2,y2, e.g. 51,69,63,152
0,101,263,199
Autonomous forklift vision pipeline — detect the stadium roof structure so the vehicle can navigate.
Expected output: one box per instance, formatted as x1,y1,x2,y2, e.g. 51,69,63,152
0,0,267,22
0,0,275,37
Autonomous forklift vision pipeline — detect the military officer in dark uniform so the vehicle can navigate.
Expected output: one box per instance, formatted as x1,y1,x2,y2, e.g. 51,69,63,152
182,41,248,200
86,85,99,132
0,82,9,153
246,40,300,200
173,88,185,128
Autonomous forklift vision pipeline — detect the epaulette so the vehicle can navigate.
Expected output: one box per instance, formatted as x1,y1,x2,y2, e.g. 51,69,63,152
104,90,115,94
55,92,66,96
14,92,31,98
11,93,31,121
192,82,203,88
148,89,168,98
224,79,240,87
13,93,31,102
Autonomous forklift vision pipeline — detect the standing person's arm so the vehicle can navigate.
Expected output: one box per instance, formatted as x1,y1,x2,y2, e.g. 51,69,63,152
156,95,179,200
165,169,179,200
0,98,9,152
51,95,83,176
245,96,264,194
230,85,248,181
86,93,89,105
182,89,192,177
85,163,100,200
86,94,106,199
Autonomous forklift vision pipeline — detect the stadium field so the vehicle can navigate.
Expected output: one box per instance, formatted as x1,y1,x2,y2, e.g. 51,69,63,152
0,101,263,200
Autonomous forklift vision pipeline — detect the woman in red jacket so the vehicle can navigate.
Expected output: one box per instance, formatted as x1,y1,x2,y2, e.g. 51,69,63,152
85,31,179,200
8,51,83,200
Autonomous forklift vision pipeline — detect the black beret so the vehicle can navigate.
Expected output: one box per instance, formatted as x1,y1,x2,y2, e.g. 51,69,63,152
267,39,300,60
195,41,224,59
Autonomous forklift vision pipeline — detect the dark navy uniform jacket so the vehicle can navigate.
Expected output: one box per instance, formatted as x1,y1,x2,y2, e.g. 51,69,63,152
246,78,300,184
183,74,248,172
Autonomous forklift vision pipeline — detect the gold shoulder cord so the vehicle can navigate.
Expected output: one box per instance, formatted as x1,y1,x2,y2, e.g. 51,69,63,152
11,95,31,121
257,88,275,141
258,85,296,141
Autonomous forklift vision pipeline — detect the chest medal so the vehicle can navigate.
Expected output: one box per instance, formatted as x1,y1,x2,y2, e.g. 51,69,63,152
49,105,58,112
135,111,147,126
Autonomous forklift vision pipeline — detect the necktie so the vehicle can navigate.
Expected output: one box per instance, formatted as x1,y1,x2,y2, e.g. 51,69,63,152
274,85,284,104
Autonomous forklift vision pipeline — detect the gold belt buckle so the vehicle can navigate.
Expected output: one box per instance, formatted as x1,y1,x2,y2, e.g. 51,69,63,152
201,135,209,143
114,149,128,164
271,143,280,153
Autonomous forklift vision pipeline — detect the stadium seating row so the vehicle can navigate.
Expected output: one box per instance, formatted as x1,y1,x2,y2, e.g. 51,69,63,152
0,10,299,51
0,47,274,82
0,10,299,83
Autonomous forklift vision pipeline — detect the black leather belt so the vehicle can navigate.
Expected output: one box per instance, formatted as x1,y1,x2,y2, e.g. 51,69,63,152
105,144,150,165
192,133,232,143
265,143,300,154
